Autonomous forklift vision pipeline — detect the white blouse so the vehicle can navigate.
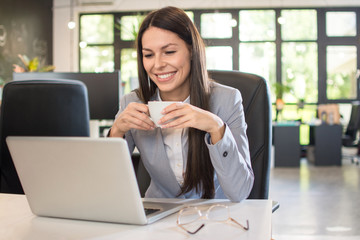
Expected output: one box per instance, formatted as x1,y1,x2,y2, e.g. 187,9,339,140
156,90,189,185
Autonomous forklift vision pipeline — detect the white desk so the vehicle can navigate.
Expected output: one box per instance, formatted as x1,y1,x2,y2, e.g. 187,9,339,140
0,194,272,240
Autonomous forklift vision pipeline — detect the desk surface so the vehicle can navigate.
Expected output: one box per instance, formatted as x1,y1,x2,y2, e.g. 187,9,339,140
0,194,272,240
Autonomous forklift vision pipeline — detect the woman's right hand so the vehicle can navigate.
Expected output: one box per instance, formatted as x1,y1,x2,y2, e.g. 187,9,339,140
109,102,155,137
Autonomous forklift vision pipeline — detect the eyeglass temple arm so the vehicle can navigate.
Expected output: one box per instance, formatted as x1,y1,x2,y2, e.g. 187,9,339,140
179,223,205,234
230,218,249,230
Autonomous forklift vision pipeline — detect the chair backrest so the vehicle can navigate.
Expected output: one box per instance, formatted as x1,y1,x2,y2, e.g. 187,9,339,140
0,80,90,194
208,70,272,199
344,102,360,143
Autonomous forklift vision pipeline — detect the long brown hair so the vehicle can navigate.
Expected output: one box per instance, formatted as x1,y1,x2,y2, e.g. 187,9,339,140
135,6,214,198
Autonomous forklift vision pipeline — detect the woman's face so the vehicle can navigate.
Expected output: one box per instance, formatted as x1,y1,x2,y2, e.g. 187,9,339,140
142,26,191,101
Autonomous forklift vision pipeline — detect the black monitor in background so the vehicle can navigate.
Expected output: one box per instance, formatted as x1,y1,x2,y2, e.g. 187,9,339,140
12,72,121,120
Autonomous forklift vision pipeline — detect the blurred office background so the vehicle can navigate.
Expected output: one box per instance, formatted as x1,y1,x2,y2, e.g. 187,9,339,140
0,0,359,239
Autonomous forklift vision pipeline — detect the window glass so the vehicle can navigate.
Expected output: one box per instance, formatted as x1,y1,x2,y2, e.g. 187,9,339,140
274,104,318,123
281,42,318,103
327,46,357,99
121,48,138,94
239,42,276,96
80,46,114,72
80,15,114,44
239,10,276,41
326,12,356,37
280,10,317,40
119,15,145,41
206,46,233,70
201,13,233,39
185,11,194,22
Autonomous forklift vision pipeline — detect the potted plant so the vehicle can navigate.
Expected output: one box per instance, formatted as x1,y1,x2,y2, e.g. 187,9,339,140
13,54,55,73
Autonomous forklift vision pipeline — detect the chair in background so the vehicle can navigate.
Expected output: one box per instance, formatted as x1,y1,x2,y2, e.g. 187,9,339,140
342,101,360,165
133,70,272,199
209,70,272,199
0,80,90,194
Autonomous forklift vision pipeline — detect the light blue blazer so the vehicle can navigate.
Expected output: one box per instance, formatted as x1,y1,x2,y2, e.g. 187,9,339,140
117,82,254,202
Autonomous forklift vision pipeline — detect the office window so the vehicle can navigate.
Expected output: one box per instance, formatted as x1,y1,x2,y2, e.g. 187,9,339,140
121,48,138,93
80,46,114,72
119,15,145,41
239,10,275,41
80,14,114,44
78,7,360,107
206,46,233,70
279,8,318,124
201,13,233,39
239,10,276,97
239,42,276,93
280,10,317,41
326,12,356,37
185,11,194,22
282,42,318,103
327,46,357,100
80,14,114,72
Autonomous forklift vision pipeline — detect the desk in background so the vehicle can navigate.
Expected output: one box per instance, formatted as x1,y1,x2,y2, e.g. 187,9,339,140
273,122,301,167
307,124,342,166
273,122,343,167
0,194,272,240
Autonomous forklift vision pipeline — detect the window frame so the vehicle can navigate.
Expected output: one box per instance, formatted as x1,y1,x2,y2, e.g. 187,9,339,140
78,7,360,104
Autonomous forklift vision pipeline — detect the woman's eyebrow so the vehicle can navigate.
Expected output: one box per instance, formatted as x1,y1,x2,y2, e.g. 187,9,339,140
161,43,178,49
142,43,178,52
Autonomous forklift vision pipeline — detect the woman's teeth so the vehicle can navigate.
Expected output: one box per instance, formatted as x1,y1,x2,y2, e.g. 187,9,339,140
158,72,175,79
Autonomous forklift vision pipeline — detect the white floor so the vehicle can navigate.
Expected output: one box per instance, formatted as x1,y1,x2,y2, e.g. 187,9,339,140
269,148,360,240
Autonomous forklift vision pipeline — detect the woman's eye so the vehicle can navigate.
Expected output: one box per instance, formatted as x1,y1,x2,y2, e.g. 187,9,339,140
144,53,153,58
165,51,176,55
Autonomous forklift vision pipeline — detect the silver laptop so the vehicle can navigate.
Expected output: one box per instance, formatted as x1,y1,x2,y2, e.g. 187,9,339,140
6,136,183,225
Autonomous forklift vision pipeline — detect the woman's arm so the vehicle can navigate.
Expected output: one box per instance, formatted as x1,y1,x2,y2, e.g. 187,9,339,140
205,87,254,202
110,102,155,137
109,94,154,153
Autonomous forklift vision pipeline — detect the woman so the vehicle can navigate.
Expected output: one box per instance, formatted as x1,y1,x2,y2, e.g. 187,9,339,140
109,6,254,202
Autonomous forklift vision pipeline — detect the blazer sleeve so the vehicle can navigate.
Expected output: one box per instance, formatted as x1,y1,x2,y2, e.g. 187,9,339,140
112,93,137,154
205,86,254,202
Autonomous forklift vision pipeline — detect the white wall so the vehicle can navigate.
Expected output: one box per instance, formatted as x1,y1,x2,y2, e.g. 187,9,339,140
53,0,360,72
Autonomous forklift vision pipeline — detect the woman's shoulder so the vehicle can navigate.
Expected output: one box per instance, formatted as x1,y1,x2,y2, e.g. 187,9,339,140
208,81,243,116
209,81,241,97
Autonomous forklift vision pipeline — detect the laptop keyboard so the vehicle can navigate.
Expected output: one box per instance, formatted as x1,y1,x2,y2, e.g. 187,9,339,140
144,208,160,215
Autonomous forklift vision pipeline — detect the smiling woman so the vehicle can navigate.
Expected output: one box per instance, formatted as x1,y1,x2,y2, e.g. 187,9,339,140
141,27,191,101
109,6,254,202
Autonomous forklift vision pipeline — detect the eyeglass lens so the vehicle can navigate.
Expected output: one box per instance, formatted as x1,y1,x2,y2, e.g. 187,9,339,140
177,204,249,234
207,205,229,221
178,207,201,225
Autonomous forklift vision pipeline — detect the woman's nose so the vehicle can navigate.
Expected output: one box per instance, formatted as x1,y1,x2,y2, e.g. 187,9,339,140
154,55,166,69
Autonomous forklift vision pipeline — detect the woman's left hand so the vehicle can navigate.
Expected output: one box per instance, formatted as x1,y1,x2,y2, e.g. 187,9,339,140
158,103,225,144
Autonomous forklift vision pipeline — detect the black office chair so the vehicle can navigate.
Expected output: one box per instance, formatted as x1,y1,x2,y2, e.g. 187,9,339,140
209,70,272,199
0,80,90,194
342,102,360,146
342,101,360,165
133,70,272,199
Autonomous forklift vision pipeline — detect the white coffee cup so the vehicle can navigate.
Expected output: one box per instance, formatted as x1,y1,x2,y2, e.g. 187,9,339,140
148,101,180,127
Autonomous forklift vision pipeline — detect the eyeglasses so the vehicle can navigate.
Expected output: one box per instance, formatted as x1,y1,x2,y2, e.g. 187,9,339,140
176,204,249,234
